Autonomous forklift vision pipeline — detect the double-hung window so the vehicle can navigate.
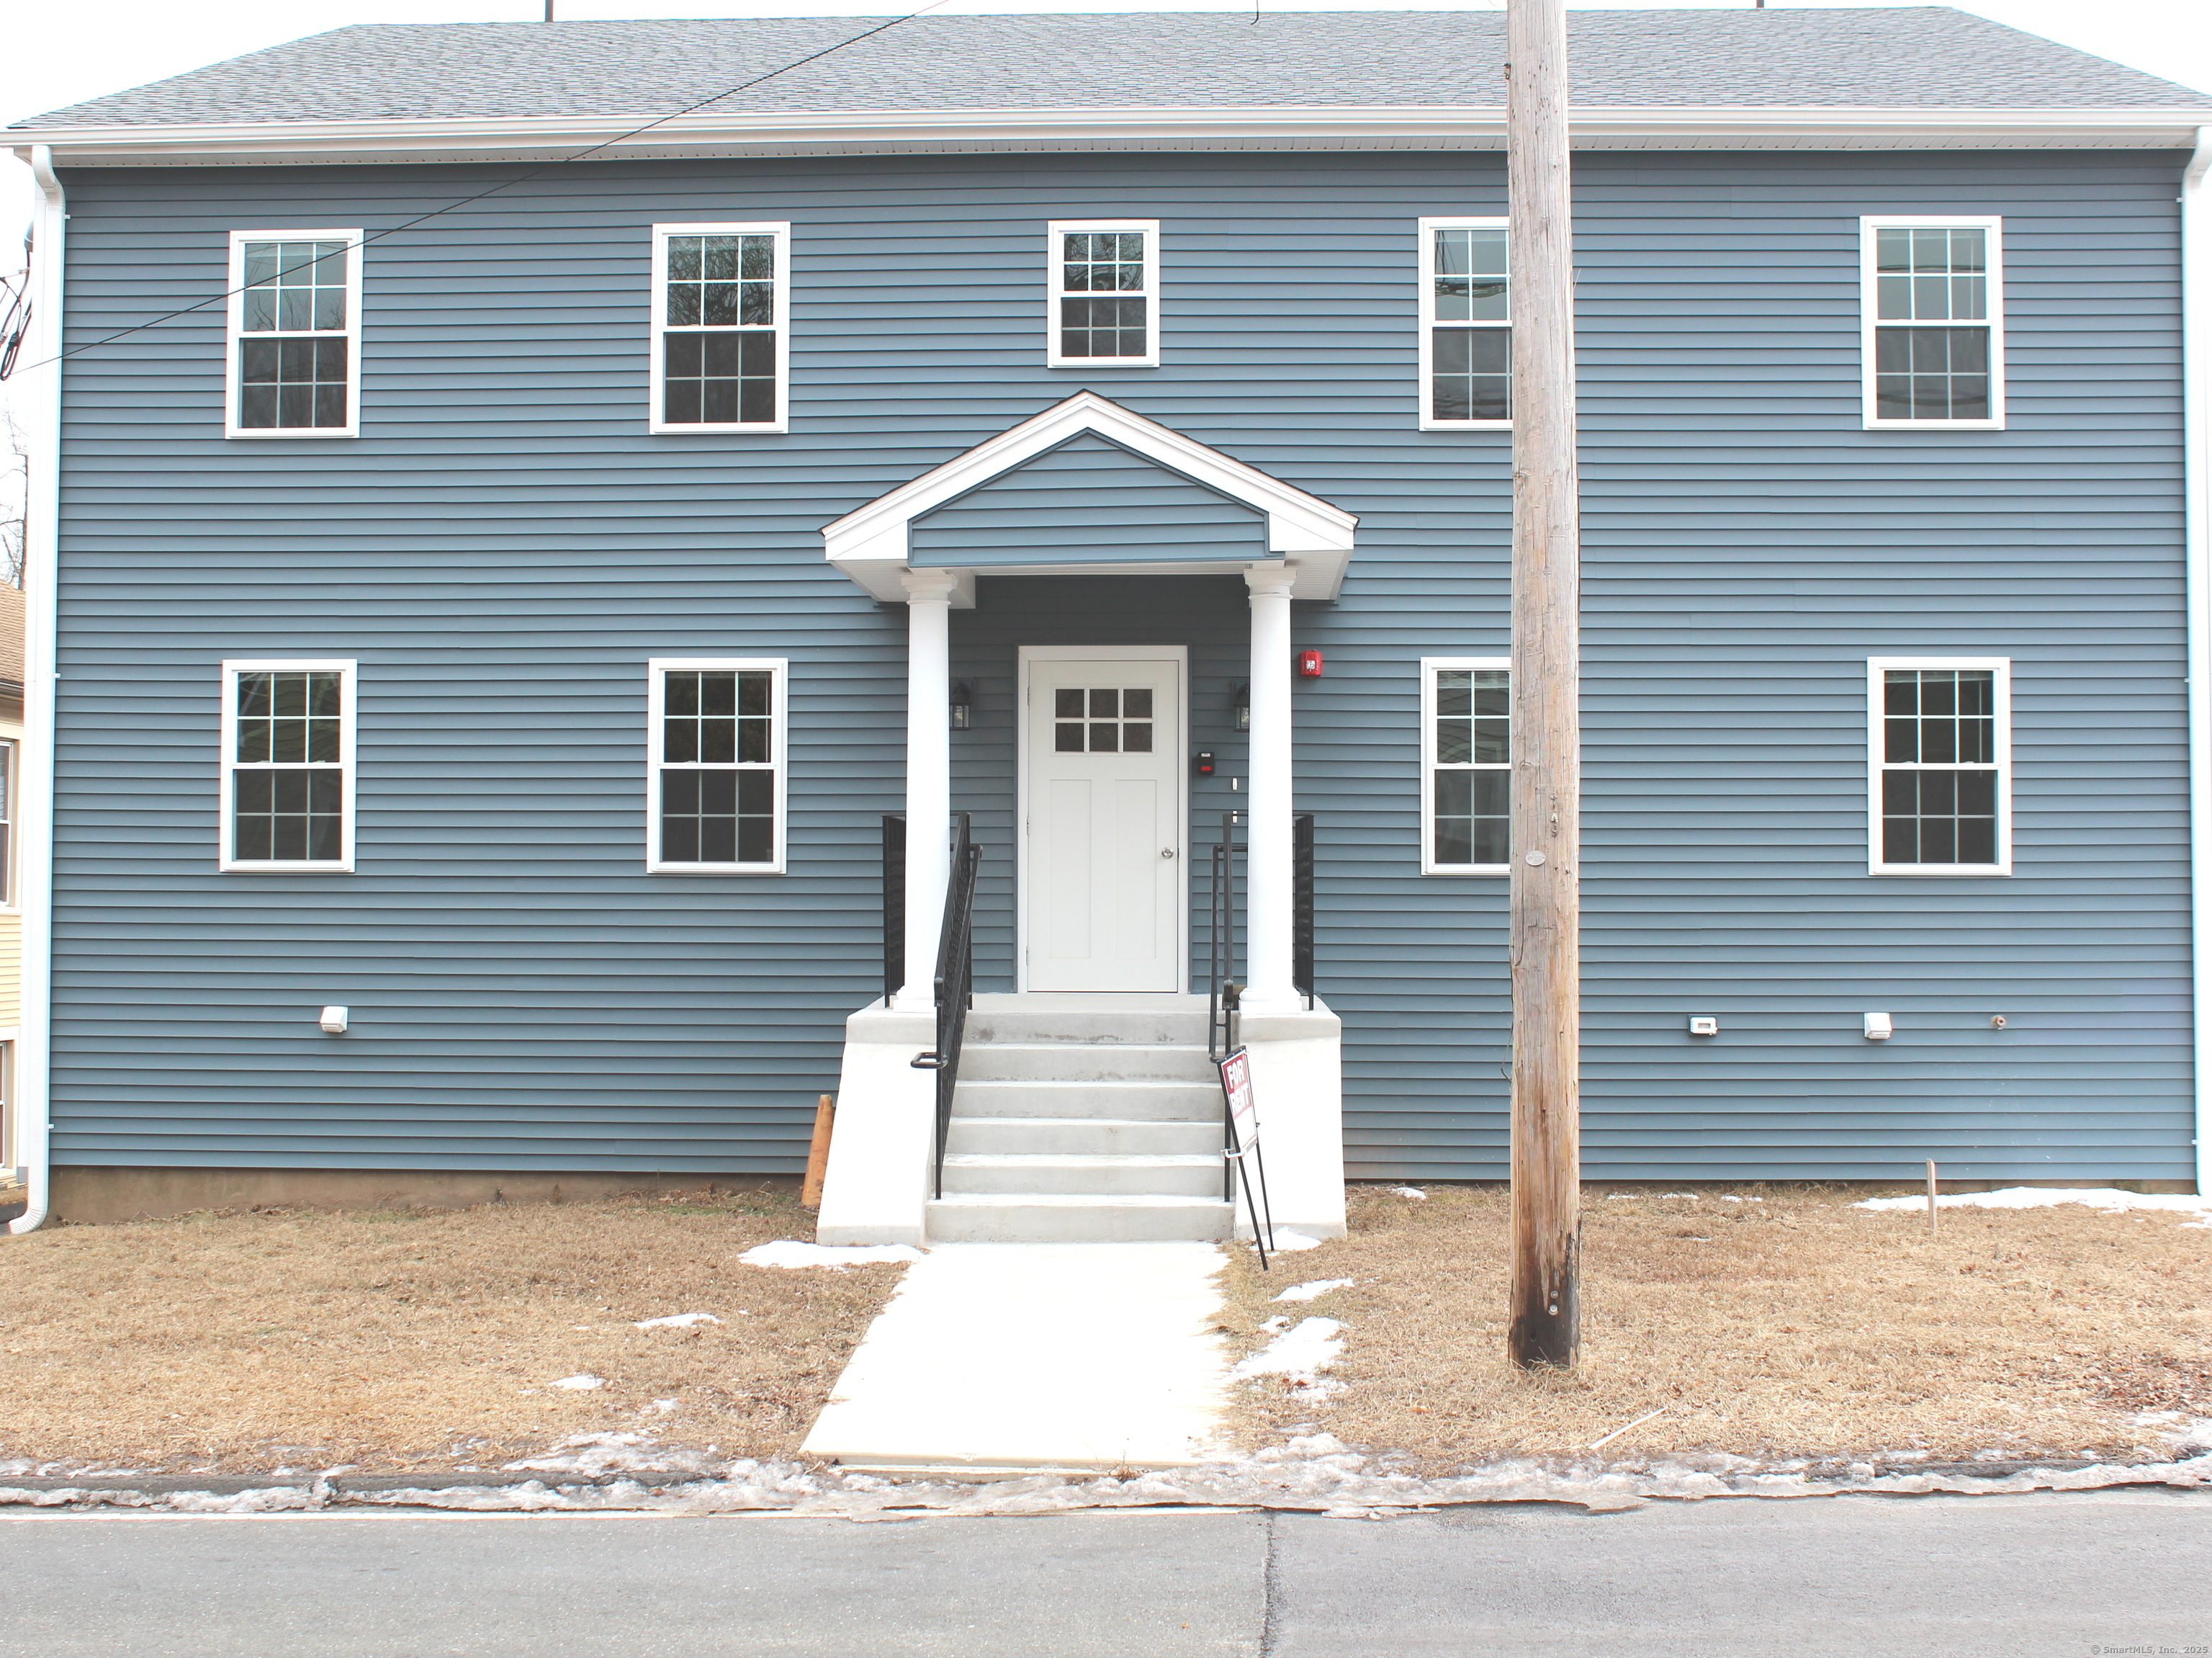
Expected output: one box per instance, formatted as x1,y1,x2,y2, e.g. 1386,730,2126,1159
1861,217,2004,429
1423,658,1510,873
220,660,356,871
1418,218,1511,429
0,738,14,904
225,230,361,437
1046,220,1159,367
649,223,789,433
646,660,786,872
1869,658,2010,874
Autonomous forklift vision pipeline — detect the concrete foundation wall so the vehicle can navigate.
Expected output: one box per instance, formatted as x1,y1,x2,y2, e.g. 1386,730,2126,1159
48,1166,797,1224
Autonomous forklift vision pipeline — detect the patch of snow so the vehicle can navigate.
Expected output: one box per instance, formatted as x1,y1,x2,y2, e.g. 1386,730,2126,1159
1391,1187,1427,1200
549,1374,606,1391
1250,1230,1324,1253
1854,1187,2212,1223
1274,1278,1355,1303
739,1241,924,1270
1231,1316,1346,1400
634,1312,722,1329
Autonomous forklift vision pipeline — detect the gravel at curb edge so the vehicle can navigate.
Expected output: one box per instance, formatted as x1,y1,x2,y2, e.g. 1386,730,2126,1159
3,1448,2207,1518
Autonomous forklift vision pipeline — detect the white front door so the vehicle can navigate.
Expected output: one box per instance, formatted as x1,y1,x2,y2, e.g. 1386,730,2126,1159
1022,650,1185,992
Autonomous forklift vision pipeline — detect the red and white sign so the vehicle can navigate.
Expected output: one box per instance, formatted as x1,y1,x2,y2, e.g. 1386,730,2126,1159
1219,1047,1259,1152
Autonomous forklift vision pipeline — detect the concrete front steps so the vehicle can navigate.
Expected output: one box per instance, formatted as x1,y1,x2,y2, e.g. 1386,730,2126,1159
927,995,1232,1243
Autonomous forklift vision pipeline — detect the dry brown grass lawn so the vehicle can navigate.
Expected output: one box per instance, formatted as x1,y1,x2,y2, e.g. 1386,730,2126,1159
1221,1184,2212,1469
0,1189,902,1473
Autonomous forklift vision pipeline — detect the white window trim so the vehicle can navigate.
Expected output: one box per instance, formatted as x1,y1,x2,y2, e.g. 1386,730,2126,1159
223,228,364,440
1867,655,2012,877
644,657,788,874
647,222,791,436
1421,655,1511,875
1045,218,1161,369
1859,214,2006,432
218,658,358,873
1417,216,1512,433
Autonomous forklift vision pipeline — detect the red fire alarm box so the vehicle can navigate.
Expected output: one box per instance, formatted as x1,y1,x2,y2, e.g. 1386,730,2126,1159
1297,648,1325,678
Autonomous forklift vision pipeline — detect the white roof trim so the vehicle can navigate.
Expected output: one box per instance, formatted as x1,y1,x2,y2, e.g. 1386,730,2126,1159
822,392,1357,604
15,104,2212,166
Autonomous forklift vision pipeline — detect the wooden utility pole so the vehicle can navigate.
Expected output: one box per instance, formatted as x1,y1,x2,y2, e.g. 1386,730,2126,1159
1505,0,1583,1369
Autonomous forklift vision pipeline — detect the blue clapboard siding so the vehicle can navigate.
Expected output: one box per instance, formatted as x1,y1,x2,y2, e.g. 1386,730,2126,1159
47,146,2193,1181
912,431,1269,567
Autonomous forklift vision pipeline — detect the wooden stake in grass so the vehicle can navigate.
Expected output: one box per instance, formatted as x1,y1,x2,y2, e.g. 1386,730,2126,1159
1505,0,1583,1371
1926,1160,1939,1238
802,1095,837,1209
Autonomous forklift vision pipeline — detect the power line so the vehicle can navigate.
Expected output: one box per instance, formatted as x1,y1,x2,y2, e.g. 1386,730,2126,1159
2,1,956,381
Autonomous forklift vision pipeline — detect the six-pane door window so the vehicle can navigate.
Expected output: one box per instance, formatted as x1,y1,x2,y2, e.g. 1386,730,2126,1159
649,662,785,870
222,662,354,869
1863,219,2003,426
228,232,361,436
1872,662,2009,872
652,223,788,431
1425,660,1510,871
1419,220,1511,428
1053,688,1154,753
1048,222,1159,364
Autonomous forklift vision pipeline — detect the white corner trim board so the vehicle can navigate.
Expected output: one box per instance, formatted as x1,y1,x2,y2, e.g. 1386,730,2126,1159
822,391,1357,604
2183,125,2212,1201
11,104,2212,168
9,148,62,1234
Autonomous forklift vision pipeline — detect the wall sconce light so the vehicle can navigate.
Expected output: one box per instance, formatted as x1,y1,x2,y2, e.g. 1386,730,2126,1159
1232,683,1250,731
950,681,973,730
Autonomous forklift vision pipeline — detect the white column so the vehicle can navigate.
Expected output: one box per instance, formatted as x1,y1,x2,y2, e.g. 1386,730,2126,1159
894,570,958,1011
1243,567,1299,1013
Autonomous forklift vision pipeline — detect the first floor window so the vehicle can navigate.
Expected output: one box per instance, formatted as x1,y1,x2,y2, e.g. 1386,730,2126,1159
647,659,786,871
226,230,361,437
1424,658,1509,872
1862,218,2004,429
1870,658,2010,874
651,223,788,432
1047,220,1159,366
1419,218,1510,429
0,738,13,903
221,659,356,870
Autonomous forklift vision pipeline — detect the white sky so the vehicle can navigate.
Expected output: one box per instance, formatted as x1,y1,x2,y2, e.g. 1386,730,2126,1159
1,0,2207,384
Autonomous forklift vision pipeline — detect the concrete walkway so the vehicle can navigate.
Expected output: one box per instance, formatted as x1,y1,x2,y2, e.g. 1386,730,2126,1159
800,1242,1231,1472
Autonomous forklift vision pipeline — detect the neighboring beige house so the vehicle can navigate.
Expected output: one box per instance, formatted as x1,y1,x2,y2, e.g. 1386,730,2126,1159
0,580,20,1184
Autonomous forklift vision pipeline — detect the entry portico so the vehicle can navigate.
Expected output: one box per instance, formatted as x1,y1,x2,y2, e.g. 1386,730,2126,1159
814,393,1355,1246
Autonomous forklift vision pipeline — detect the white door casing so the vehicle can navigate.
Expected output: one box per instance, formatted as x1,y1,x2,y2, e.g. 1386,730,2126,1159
1018,646,1187,992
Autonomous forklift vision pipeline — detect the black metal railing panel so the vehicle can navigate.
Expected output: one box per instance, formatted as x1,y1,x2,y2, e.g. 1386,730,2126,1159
1206,810,1242,1065
908,813,981,1201
881,812,906,1007
1292,812,1316,1010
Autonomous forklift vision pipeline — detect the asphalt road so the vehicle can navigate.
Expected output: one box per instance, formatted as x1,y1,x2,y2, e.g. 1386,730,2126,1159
2,1487,2206,1656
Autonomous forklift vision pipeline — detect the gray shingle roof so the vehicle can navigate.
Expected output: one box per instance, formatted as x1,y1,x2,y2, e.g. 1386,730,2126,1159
14,6,2206,130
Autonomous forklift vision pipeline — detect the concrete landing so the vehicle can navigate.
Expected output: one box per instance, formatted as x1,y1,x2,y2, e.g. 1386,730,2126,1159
799,1242,1233,1474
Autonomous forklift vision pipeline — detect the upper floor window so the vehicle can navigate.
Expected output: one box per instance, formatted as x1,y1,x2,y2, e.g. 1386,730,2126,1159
1423,658,1510,873
646,659,786,872
649,223,789,434
1869,658,2010,874
1047,220,1159,367
0,738,14,905
220,660,356,871
225,230,361,438
1419,218,1511,430
1861,218,2005,430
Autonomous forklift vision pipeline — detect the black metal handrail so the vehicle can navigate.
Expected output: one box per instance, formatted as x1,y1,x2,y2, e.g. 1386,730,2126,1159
1293,812,1316,1011
909,812,980,1201
881,812,906,1008
1207,810,1241,1065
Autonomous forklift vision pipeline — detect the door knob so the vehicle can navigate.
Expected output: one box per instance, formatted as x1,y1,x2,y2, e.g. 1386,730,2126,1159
1161,848,1176,859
